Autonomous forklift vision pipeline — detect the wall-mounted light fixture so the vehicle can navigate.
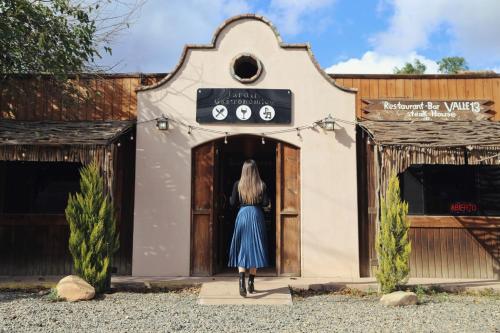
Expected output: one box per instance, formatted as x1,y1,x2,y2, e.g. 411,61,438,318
319,114,335,131
156,115,169,131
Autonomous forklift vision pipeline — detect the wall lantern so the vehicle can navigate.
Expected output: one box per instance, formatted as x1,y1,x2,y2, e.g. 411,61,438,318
319,114,335,131
156,115,169,131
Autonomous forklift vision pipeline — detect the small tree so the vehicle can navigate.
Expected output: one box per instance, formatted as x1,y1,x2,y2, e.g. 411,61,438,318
394,59,427,74
376,173,411,293
437,56,469,74
65,160,119,293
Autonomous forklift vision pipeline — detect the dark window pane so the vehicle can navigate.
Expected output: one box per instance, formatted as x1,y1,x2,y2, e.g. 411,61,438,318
477,166,500,216
400,165,424,214
423,165,475,215
400,164,500,217
1,161,81,214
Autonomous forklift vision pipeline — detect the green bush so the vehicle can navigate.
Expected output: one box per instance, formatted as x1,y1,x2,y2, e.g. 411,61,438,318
47,288,62,302
376,173,411,293
65,160,119,293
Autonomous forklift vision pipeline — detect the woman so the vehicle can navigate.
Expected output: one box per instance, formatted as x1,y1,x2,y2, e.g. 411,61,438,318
228,159,270,297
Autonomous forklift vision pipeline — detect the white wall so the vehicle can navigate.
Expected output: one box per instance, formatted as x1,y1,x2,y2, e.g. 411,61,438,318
133,16,359,278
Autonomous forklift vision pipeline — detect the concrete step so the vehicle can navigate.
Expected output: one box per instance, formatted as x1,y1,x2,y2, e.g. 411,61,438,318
198,280,292,305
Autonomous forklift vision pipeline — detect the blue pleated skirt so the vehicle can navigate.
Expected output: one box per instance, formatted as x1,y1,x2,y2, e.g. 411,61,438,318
228,205,269,269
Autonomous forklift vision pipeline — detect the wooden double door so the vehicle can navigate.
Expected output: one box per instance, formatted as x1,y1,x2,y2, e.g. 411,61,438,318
190,137,300,276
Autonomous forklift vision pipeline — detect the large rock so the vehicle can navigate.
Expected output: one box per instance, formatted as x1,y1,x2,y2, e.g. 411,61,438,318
380,291,418,306
56,275,95,302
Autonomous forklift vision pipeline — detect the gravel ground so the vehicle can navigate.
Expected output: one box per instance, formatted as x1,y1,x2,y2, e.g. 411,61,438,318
0,290,499,333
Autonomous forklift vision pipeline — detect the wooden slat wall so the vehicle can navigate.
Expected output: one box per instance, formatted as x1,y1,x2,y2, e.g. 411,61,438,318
343,74,500,279
0,133,136,276
333,75,500,121
408,227,499,279
0,74,164,121
0,73,163,276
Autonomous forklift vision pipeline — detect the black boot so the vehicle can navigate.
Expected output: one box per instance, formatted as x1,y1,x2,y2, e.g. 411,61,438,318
248,274,255,294
239,272,247,297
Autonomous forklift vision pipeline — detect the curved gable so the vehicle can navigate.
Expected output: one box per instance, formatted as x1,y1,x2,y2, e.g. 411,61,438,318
136,14,355,94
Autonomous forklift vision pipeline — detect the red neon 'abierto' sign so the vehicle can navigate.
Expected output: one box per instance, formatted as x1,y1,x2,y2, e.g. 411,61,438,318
450,202,478,214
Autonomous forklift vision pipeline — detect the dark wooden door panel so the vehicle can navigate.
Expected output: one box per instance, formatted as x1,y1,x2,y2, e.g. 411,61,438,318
276,143,300,276
190,142,215,276
191,214,211,274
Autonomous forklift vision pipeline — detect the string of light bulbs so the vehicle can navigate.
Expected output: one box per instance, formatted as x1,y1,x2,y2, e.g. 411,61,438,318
122,114,500,163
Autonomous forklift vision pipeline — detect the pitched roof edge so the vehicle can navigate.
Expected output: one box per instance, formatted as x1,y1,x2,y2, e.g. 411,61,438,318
330,73,500,79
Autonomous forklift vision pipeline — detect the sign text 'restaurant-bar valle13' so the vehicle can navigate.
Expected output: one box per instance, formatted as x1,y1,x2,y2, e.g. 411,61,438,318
196,88,292,124
362,99,493,121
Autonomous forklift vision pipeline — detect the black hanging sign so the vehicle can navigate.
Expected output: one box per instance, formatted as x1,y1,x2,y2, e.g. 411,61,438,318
196,88,292,124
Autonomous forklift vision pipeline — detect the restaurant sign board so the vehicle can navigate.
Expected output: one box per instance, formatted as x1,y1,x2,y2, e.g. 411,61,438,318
362,99,493,121
196,88,292,124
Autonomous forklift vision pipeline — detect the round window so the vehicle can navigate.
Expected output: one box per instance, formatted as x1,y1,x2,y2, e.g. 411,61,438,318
230,54,262,83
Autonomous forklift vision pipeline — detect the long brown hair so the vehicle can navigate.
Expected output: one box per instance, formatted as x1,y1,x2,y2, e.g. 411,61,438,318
238,159,264,204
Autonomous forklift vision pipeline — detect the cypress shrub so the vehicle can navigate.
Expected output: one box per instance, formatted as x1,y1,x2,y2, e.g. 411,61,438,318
376,173,411,294
65,160,119,293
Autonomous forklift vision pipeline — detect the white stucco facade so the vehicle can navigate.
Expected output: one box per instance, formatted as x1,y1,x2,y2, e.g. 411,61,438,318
132,15,360,278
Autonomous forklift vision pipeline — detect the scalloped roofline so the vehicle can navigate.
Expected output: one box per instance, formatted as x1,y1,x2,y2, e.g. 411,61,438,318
136,14,356,93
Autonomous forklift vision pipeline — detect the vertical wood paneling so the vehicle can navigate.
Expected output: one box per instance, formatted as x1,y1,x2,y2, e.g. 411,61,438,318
378,79,387,98
415,228,423,277
395,79,404,97
130,79,139,119
446,229,455,277
342,78,353,90
429,80,440,99
465,79,475,98
387,79,396,96
0,75,161,121
456,79,466,97
421,79,431,98
447,79,457,99
409,227,499,279
409,229,417,276
332,76,499,120
412,79,422,98
474,79,485,99
352,78,361,115
472,231,481,277
360,79,371,99
403,79,413,98
276,143,301,276
190,142,215,276
420,229,429,277
466,232,474,277
493,79,500,121
438,79,448,98
369,79,379,98
477,230,487,278
440,228,448,278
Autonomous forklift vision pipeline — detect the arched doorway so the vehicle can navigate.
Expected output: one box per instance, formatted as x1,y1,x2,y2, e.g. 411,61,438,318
190,135,300,276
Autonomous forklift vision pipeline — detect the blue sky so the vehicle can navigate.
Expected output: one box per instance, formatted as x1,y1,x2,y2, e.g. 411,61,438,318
98,0,500,74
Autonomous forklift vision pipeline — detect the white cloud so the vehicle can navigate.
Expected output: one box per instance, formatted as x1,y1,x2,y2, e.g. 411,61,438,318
372,0,500,64
98,0,252,72
261,0,336,35
325,51,438,74
99,0,337,72
326,0,500,74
